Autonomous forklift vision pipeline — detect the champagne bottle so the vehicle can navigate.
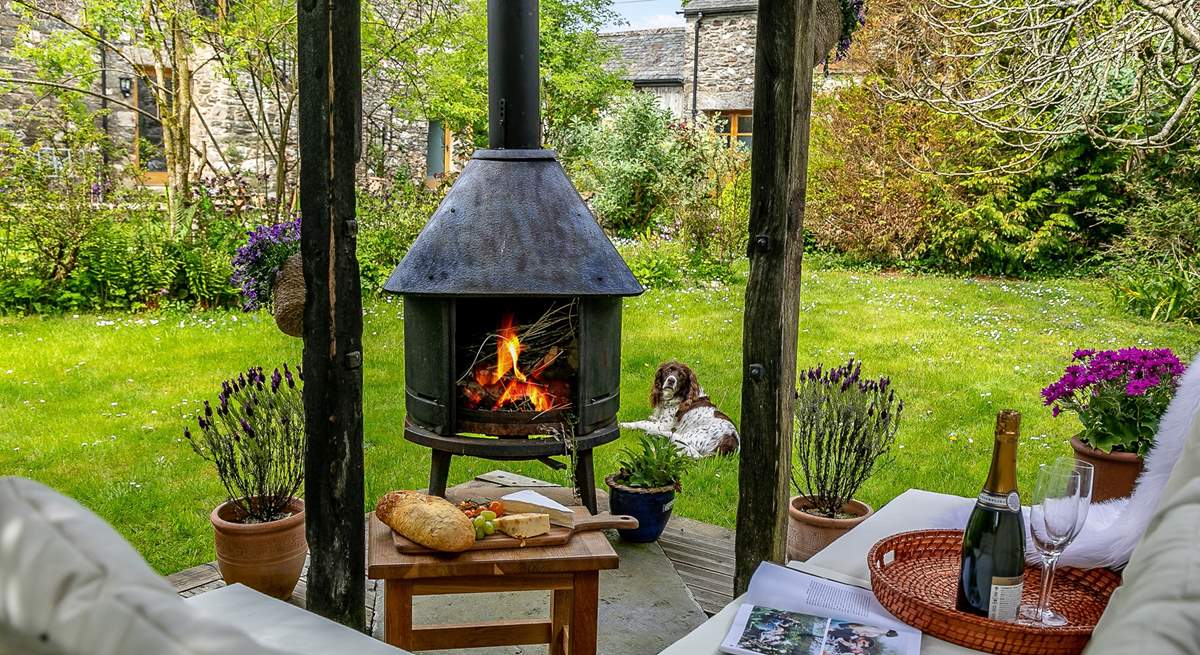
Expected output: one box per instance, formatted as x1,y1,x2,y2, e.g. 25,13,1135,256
956,410,1026,621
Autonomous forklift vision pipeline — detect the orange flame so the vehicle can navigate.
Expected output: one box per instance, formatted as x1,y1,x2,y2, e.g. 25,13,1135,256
472,313,556,412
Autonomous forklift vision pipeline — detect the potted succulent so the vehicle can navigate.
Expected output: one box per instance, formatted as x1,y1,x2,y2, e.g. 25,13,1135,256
231,217,303,337
1042,347,1185,501
185,365,307,599
789,359,902,561
606,434,691,542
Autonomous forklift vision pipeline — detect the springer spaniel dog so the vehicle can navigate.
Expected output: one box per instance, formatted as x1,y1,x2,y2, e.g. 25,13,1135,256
620,361,739,458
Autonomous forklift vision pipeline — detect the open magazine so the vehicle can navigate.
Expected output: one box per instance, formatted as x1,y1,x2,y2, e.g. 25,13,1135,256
720,563,921,655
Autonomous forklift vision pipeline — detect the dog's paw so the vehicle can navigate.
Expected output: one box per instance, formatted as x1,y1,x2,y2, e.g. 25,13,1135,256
618,422,635,430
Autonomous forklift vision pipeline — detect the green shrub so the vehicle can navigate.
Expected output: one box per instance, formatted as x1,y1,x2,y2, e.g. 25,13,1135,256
925,137,1127,276
806,83,1132,276
807,85,938,264
356,178,443,294
559,93,690,237
1103,186,1200,323
617,238,737,290
671,123,752,266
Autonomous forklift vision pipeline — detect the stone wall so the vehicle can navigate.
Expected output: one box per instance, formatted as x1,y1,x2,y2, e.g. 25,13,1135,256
684,12,757,113
0,3,435,186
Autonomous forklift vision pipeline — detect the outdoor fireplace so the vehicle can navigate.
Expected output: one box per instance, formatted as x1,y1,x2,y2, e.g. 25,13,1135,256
383,0,642,513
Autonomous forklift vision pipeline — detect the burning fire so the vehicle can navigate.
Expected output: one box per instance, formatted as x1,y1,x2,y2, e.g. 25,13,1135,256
466,313,564,412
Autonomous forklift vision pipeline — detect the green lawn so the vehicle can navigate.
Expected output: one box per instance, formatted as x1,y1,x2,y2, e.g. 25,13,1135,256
2,269,1197,574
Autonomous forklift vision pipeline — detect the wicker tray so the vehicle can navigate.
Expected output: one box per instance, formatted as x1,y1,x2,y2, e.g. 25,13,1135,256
867,530,1121,655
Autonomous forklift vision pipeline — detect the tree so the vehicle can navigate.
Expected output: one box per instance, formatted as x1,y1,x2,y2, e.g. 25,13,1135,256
195,0,299,222
8,0,204,224
361,0,627,151
888,0,1200,153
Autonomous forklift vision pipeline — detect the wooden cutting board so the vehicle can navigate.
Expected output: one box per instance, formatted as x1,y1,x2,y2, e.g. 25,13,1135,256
392,512,638,554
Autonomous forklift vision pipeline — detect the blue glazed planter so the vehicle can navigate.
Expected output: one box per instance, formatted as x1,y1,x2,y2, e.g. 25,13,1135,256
606,475,676,543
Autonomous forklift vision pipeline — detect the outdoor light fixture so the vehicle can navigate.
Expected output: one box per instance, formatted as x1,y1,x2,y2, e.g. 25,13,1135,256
118,76,132,98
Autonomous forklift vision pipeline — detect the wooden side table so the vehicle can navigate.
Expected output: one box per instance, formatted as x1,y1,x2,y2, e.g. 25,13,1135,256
367,510,619,654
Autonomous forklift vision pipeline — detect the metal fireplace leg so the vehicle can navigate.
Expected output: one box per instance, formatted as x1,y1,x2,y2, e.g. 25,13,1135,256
574,448,598,515
429,450,452,497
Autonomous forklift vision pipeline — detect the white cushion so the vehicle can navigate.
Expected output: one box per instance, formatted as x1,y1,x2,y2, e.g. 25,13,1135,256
186,584,408,654
1084,401,1200,655
0,477,284,655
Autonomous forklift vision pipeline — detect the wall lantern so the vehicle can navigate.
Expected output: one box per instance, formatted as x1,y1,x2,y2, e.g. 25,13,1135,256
118,76,133,98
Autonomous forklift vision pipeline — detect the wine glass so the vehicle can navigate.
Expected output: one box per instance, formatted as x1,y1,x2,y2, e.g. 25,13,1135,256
1018,459,1092,626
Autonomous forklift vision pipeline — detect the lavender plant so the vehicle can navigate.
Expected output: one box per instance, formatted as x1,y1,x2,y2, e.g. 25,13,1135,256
185,365,305,523
1042,348,1185,456
793,359,903,518
230,217,300,311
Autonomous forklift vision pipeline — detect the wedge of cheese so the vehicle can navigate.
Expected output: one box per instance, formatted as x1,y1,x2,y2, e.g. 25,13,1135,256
495,513,551,539
500,490,576,528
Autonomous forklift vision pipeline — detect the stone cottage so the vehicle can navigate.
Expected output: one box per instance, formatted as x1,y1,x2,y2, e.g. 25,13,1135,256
602,0,855,148
0,2,448,187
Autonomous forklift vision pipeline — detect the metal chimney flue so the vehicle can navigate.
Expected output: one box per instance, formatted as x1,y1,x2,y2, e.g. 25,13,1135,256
487,0,541,149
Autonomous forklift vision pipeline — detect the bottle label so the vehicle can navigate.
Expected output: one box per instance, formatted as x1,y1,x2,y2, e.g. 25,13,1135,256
977,490,1020,512
988,576,1024,621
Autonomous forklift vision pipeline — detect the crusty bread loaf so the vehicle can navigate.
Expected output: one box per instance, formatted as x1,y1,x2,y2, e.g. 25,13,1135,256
375,490,474,553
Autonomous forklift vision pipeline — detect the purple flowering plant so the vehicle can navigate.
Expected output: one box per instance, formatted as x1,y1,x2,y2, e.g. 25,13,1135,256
1042,348,1185,456
793,359,903,518
184,365,305,523
230,217,300,311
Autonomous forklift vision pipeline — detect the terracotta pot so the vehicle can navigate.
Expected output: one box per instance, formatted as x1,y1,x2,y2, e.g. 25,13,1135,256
211,497,307,599
786,496,873,562
1071,436,1143,502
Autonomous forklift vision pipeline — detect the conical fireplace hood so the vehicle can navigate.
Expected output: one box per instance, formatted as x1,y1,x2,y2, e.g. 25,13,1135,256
382,0,642,298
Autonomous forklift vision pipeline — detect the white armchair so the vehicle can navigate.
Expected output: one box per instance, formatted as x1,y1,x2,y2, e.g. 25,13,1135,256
0,477,406,655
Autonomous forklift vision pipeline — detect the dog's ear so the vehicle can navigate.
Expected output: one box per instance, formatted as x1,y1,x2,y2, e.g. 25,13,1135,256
650,364,667,408
682,364,702,403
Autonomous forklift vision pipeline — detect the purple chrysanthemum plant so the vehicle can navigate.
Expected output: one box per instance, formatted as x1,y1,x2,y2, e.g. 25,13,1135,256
184,365,305,523
1042,348,1185,456
230,216,300,311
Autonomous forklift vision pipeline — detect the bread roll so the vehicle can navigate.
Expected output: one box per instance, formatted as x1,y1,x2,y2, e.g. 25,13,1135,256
376,490,474,553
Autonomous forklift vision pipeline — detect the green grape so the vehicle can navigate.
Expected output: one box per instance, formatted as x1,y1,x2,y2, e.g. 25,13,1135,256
483,521,496,535
473,515,485,527
475,526,485,540
481,510,497,521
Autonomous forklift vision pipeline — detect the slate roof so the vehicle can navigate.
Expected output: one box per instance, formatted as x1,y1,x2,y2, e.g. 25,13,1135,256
600,28,687,84
680,0,758,15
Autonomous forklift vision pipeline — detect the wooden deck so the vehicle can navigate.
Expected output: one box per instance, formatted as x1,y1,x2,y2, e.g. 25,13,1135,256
657,515,736,615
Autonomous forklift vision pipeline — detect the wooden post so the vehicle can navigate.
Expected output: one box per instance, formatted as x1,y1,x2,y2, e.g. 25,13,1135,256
734,0,816,595
297,0,365,628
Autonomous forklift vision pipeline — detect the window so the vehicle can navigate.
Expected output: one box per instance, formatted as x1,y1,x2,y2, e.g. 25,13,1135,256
132,66,172,185
714,111,753,150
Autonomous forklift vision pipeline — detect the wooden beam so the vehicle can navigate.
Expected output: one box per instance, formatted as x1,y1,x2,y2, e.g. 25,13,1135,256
735,0,817,595
297,0,365,629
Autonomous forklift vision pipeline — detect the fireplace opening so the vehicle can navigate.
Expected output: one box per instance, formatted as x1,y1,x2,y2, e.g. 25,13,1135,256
456,298,578,436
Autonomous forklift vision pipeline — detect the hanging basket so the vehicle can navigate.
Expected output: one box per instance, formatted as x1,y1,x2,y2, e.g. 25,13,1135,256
272,253,305,338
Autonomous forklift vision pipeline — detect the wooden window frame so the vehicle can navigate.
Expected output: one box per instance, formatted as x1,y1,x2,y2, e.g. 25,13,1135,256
131,65,171,186
714,111,753,149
